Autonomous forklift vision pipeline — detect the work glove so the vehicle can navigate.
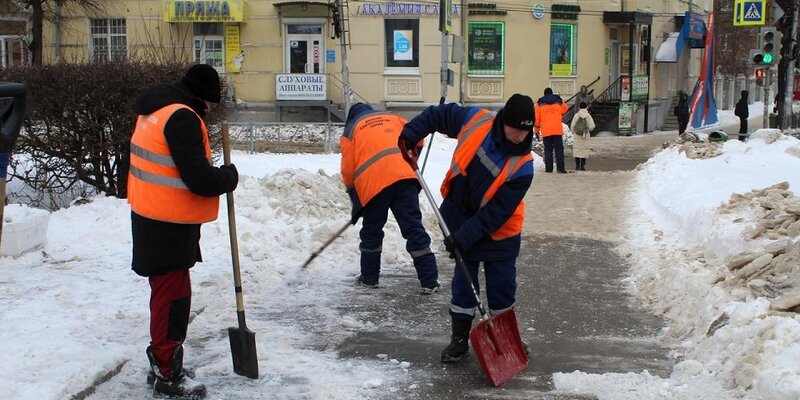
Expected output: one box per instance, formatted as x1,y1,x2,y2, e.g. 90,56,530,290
397,135,420,168
444,235,461,259
221,163,239,190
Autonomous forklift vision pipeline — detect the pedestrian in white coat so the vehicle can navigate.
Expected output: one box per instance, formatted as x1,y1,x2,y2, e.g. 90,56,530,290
570,102,595,171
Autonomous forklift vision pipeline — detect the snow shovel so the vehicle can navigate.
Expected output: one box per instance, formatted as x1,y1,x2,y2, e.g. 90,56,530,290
301,220,352,268
400,141,528,386
221,122,259,379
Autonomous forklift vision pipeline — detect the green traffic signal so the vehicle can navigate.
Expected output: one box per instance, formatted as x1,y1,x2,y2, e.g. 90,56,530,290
763,53,773,64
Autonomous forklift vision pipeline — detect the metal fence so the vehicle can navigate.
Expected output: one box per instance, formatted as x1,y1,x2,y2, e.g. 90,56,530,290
227,121,345,154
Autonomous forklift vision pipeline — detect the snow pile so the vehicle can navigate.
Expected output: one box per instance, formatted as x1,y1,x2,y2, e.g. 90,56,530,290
0,165,416,400
621,132,800,399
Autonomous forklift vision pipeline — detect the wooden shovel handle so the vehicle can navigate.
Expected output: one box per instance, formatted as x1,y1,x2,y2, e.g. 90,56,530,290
222,123,247,320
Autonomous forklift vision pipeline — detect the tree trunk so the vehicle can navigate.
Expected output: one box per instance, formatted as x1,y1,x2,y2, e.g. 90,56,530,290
30,1,44,65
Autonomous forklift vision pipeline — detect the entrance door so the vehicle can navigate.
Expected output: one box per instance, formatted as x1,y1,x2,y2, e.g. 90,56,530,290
609,43,619,85
285,24,324,74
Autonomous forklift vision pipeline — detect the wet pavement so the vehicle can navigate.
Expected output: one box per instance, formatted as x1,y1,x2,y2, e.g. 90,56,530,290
336,151,672,399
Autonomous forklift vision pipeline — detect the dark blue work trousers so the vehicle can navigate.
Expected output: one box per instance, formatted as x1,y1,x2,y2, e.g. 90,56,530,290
449,258,517,321
358,179,437,286
543,135,565,172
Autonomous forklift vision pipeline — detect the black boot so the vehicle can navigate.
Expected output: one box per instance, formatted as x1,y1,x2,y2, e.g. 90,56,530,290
441,318,472,363
148,345,207,399
574,157,580,171
580,158,586,171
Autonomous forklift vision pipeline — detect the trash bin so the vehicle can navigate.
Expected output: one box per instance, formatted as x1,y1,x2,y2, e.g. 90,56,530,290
708,130,729,142
769,113,778,128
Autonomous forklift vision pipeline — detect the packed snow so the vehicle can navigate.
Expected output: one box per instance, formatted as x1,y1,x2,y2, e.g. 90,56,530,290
0,103,799,399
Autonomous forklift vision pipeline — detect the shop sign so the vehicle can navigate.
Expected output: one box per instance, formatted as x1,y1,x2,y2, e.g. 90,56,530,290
355,2,459,16
631,76,649,100
532,3,545,19
276,74,327,101
225,25,242,73
163,0,246,22
618,102,637,135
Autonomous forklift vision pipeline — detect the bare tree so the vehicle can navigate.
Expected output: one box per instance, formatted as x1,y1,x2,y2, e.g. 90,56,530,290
714,2,759,78
0,0,102,65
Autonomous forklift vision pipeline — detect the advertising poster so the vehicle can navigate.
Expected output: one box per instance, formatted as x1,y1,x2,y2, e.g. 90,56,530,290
225,25,242,73
620,76,631,101
393,30,413,61
550,24,573,76
468,22,504,74
618,102,637,135
631,76,649,100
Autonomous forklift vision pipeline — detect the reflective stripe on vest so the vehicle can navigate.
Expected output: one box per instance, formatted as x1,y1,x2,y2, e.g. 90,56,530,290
440,109,533,240
341,112,415,207
127,103,219,224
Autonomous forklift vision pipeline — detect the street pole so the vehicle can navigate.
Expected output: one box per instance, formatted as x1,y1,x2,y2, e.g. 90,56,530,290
783,4,799,128
441,30,448,103
337,0,352,117
764,67,771,128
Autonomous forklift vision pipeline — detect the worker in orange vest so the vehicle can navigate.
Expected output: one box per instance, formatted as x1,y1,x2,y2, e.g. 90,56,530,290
398,94,535,363
129,64,238,399
341,103,440,293
535,87,569,173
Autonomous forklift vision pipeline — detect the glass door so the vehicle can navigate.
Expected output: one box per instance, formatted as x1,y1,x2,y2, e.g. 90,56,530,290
285,24,324,74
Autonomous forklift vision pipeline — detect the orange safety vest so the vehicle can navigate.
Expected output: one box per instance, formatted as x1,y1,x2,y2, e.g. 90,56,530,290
340,111,416,206
441,109,533,240
127,103,219,224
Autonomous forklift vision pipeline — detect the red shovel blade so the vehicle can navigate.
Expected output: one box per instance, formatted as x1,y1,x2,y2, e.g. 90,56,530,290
469,309,528,386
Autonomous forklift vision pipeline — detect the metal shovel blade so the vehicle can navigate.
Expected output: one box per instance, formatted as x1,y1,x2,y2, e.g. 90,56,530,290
469,308,528,386
228,325,259,379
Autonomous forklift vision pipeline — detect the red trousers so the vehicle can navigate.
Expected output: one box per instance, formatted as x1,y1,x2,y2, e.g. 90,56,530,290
149,269,191,379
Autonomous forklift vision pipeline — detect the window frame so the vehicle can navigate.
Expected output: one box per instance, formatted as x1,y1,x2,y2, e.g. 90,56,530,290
0,36,27,68
384,18,420,71
193,23,225,72
89,18,127,63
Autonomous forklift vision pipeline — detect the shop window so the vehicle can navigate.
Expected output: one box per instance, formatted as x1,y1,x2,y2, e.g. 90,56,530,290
194,23,224,70
549,23,576,76
467,21,504,75
384,19,419,69
90,18,127,63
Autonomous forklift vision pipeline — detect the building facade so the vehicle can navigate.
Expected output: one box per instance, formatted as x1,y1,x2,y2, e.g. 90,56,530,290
4,0,714,131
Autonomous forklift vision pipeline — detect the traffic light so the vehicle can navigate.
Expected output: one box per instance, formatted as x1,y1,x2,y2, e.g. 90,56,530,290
755,68,765,86
757,27,781,66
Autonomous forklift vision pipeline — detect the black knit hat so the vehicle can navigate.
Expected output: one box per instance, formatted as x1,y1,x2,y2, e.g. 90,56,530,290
502,93,535,131
180,64,221,103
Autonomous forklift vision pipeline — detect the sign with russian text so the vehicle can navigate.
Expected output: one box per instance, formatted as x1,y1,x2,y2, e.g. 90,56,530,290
631,76,648,100
355,1,459,16
163,0,245,22
276,74,327,101
225,25,242,73
734,0,765,26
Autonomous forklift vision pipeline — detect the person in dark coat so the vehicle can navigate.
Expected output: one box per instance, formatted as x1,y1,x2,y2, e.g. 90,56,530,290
734,90,749,141
128,64,238,399
398,94,535,363
674,91,690,135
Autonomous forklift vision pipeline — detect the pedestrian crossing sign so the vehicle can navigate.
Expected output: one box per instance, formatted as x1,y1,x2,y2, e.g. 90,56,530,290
734,0,765,26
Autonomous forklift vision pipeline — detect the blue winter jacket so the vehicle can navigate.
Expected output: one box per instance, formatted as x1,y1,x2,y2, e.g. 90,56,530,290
400,103,534,261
